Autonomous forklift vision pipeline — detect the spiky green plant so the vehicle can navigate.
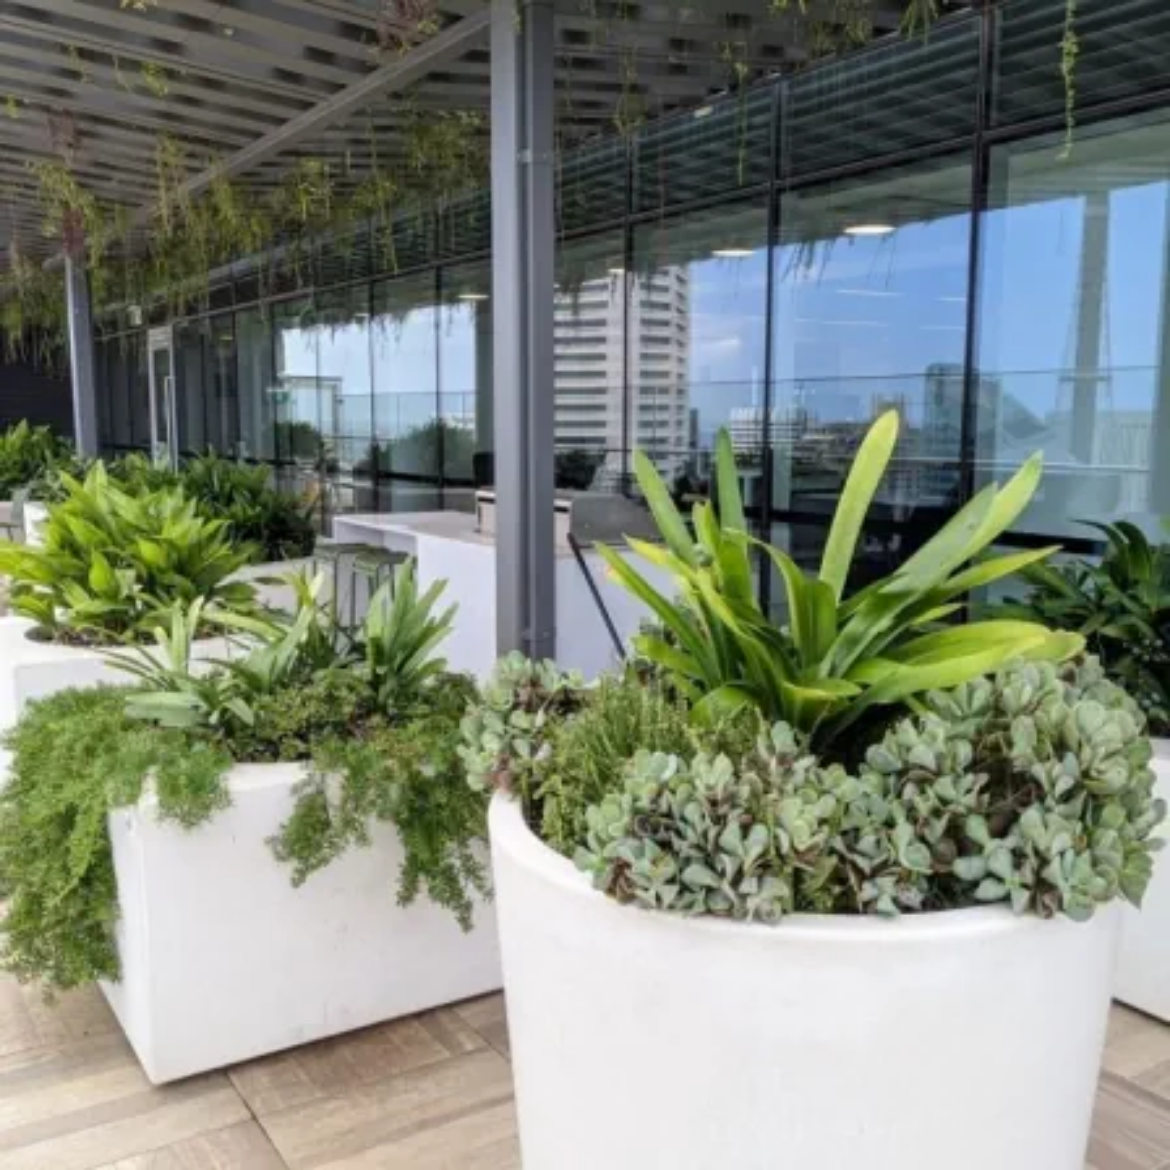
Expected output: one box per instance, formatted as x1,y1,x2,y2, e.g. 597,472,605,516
597,411,1081,746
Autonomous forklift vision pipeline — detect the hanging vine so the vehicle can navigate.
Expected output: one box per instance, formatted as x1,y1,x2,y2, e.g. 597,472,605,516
0,0,1094,363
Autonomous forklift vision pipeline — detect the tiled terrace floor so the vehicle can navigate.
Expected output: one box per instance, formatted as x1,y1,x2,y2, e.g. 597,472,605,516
0,977,1169,1169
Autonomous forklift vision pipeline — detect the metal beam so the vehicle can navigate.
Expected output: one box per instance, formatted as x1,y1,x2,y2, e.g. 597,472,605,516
129,8,491,223
65,253,99,457
491,0,556,660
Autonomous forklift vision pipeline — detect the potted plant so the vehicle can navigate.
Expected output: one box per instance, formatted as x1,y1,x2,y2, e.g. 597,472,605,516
462,413,1164,1170
1008,521,1170,1020
0,563,499,1083
0,464,257,730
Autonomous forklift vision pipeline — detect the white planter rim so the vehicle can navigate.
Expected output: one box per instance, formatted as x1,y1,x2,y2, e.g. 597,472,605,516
491,793,1088,946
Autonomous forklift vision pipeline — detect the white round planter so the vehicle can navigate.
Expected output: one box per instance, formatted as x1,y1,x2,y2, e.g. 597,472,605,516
1116,737,1170,1020
491,797,1119,1170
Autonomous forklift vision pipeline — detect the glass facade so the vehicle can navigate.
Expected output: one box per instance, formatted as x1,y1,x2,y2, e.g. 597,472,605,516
92,0,1170,612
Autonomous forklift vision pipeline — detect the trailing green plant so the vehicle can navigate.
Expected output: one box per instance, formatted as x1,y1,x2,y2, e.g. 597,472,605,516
0,463,257,644
0,421,71,498
0,562,488,992
598,412,1081,748
575,657,1163,924
1006,522,1170,735
0,686,231,990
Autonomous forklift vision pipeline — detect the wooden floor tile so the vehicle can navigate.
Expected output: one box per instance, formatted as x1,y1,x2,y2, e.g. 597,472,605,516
312,1100,520,1170
1087,1072,1170,1170
259,1048,514,1170
229,1010,482,1118
1105,1008,1170,1083
89,1121,286,1169
453,995,510,1059
0,981,116,1060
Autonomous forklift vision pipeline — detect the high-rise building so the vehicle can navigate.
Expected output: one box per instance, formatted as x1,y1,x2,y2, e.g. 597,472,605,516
554,269,690,482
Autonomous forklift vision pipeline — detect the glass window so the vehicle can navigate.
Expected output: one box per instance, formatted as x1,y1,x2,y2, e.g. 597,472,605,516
440,261,492,510
772,157,972,550
315,287,375,515
174,320,207,457
978,110,1170,538
236,306,276,463
272,298,325,499
372,274,440,512
127,333,151,451
555,232,628,492
631,201,770,514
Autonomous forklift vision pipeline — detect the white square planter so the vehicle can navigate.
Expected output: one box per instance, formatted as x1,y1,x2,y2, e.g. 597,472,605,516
102,761,501,1083
0,616,235,734
1116,738,1170,1020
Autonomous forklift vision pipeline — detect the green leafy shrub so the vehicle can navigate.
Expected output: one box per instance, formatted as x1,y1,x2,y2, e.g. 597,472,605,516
0,421,71,498
598,412,1081,746
177,453,316,564
0,687,231,990
575,659,1164,923
0,464,256,644
110,452,316,565
0,561,487,992
1007,522,1170,735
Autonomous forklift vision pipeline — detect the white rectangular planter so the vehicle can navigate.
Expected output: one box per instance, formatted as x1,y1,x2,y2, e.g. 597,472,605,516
1116,738,1170,1020
102,762,501,1084
0,616,234,734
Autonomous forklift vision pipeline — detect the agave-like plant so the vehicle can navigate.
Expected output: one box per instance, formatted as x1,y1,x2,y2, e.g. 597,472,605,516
597,411,1082,744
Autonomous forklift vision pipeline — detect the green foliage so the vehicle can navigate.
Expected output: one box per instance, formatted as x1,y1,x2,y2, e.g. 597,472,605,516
0,687,231,991
575,658,1163,923
0,464,256,644
110,452,316,564
1007,522,1170,735
271,682,488,930
0,560,487,991
599,412,1081,747
0,422,71,498
361,560,456,711
178,453,316,563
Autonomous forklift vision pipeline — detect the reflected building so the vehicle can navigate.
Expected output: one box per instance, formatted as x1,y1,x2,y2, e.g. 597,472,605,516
554,269,690,485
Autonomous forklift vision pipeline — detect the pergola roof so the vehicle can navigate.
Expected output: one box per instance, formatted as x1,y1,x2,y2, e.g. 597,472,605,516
0,0,966,267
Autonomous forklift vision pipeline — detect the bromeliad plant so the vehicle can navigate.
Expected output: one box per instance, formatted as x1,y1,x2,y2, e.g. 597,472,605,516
0,559,488,993
0,463,257,645
1007,521,1170,735
597,411,1081,746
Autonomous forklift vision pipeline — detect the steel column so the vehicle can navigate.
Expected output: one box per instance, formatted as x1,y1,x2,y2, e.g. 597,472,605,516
64,252,99,457
490,0,556,660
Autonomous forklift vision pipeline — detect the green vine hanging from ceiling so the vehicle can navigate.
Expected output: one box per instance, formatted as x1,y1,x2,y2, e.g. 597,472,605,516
0,0,1084,365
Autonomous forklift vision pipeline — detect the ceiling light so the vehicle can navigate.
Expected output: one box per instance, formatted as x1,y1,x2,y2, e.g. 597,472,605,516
608,267,626,277
458,292,489,302
845,223,896,237
712,248,755,259
837,288,899,298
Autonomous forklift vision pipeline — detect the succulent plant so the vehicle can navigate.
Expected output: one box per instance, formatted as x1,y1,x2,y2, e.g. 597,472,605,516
574,658,1165,923
459,652,586,795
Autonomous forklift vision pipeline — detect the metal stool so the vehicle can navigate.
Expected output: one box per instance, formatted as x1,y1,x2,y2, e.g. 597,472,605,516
312,542,370,621
350,547,408,627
